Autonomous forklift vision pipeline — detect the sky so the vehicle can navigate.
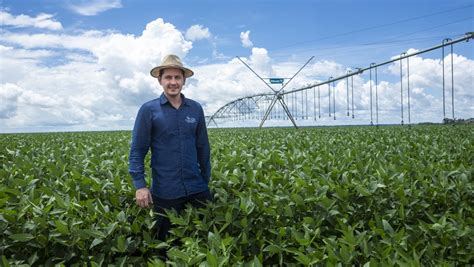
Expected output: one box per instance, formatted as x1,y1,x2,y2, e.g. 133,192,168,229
0,0,473,132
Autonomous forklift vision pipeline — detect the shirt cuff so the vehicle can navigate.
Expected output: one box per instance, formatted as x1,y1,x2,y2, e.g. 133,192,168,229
132,178,147,189
130,172,147,189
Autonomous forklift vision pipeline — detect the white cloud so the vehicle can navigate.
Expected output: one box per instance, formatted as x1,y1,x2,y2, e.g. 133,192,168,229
0,11,63,30
0,30,104,50
305,60,346,78
328,51,474,123
69,0,122,16
0,17,194,132
0,15,473,132
0,18,192,77
19,90,61,108
249,47,272,75
185,25,211,41
201,49,473,126
240,30,253,48
0,83,23,118
0,44,57,59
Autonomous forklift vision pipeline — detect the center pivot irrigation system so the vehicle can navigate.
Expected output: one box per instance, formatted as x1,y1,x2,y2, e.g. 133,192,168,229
207,32,473,128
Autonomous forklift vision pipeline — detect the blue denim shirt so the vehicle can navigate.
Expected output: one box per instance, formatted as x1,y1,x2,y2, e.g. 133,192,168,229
129,93,211,199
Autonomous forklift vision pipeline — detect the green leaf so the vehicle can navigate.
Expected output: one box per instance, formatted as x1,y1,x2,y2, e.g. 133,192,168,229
54,194,69,209
339,243,352,263
263,244,282,254
249,256,263,267
168,249,190,262
116,235,127,252
206,251,218,267
2,256,10,267
189,254,206,265
284,205,294,217
116,211,127,223
225,209,232,223
54,220,69,235
90,238,103,249
9,233,34,242
28,252,39,265
294,251,311,265
356,185,371,196
240,217,248,227
167,212,187,225
115,256,127,267
382,219,394,234
291,193,304,205
83,229,106,239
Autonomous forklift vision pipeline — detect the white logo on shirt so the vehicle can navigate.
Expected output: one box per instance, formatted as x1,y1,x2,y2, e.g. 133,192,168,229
185,116,196,123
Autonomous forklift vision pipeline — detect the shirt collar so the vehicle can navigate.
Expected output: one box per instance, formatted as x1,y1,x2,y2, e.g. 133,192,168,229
159,93,189,106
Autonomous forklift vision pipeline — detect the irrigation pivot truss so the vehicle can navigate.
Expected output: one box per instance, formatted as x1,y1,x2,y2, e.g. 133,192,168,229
207,32,473,128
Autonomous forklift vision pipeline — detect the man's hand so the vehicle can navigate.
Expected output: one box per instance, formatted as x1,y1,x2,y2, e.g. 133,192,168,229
135,188,153,208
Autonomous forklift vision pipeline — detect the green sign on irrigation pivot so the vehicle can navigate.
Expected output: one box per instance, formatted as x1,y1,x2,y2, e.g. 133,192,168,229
270,78,284,84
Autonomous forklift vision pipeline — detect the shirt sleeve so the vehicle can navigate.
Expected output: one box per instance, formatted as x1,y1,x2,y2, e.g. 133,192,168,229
196,105,211,182
128,104,152,189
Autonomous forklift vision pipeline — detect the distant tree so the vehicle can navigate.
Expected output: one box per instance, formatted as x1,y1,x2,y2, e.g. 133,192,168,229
443,118,454,124
442,118,473,124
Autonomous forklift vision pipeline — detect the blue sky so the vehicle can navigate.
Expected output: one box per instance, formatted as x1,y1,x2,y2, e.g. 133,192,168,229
0,0,473,132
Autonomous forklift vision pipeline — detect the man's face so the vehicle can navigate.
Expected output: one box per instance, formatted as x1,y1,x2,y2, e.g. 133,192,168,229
159,68,185,98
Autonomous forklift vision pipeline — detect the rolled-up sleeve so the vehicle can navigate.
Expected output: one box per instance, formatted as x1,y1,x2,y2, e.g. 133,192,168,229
195,106,211,182
129,104,152,189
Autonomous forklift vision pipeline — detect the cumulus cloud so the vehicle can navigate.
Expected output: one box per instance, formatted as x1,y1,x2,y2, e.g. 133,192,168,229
203,48,473,127
20,90,61,108
0,83,23,118
240,30,253,48
325,50,474,124
185,25,211,41
0,14,472,132
0,18,192,77
0,17,193,132
305,60,346,78
184,48,280,115
386,51,474,103
184,62,261,115
249,47,272,75
0,11,63,30
68,0,122,16
0,44,57,59
0,30,104,50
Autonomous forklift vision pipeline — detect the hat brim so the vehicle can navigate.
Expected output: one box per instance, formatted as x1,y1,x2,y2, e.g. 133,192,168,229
150,65,194,78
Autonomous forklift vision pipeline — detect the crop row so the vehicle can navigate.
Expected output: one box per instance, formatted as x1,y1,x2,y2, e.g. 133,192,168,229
0,125,472,265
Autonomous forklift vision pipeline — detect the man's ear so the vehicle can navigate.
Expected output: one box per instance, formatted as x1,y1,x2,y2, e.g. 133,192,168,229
183,77,186,85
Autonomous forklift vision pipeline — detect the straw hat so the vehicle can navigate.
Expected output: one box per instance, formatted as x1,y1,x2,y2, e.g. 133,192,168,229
150,54,194,78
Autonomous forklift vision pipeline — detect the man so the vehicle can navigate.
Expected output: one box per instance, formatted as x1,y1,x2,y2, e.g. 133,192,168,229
129,54,212,241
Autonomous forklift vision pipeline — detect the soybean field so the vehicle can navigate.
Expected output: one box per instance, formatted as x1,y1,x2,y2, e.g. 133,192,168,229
1,125,473,266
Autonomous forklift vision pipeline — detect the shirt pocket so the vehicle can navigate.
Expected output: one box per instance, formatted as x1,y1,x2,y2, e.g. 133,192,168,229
183,114,198,135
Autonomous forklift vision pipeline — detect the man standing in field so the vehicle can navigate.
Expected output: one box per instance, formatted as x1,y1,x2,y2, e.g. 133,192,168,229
128,54,212,241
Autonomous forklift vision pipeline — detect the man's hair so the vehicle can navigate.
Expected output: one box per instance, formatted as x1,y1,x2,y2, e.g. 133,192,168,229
159,68,186,78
